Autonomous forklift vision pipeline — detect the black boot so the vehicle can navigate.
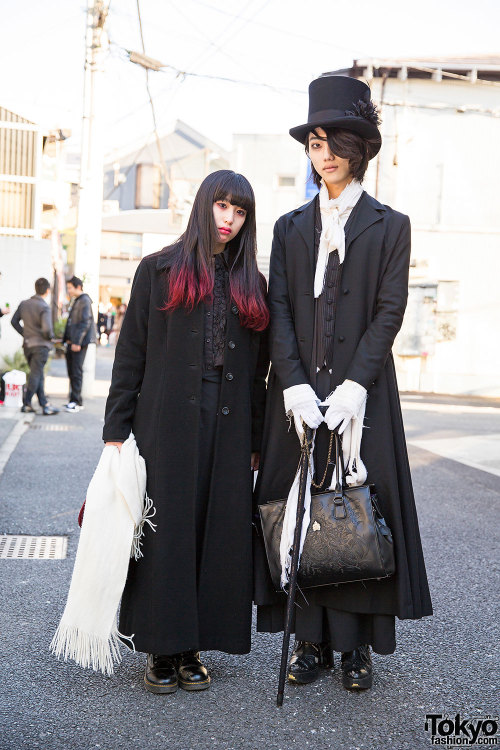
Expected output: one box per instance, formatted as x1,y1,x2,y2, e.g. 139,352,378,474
341,645,373,690
288,641,333,685
177,651,211,691
144,653,178,694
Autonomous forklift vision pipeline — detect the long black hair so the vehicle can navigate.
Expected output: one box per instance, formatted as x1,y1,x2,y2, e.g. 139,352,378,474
162,170,268,331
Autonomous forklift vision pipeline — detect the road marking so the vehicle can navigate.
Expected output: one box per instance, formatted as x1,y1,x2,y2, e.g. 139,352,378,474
0,413,34,477
408,433,500,477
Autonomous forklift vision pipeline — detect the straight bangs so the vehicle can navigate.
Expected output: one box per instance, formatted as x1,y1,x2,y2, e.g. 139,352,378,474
213,172,255,214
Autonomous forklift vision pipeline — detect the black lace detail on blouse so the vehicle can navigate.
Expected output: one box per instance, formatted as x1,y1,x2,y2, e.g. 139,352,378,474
203,253,229,371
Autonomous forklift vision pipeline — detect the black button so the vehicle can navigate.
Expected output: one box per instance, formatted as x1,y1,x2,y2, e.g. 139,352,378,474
207,365,212,370
228,340,235,349
225,372,234,381
343,288,350,295
206,311,211,316
327,298,333,305
326,316,333,322
338,336,345,342
327,281,334,288
231,305,239,315
325,332,332,338
221,406,230,415
189,395,196,402
206,338,211,343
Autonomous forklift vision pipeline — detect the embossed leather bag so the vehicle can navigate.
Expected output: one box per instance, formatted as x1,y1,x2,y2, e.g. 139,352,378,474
258,432,395,591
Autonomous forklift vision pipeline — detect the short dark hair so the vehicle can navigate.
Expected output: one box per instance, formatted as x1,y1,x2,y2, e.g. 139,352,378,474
67,276,83,289
305,127,377,187
35,278,50,295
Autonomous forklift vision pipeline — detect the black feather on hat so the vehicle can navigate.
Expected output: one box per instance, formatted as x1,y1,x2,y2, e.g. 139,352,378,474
289,75,382,158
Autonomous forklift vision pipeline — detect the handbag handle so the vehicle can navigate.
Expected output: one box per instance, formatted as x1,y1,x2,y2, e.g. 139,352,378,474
332,432,347,519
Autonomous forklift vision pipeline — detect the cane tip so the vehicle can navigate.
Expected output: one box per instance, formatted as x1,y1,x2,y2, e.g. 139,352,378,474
277,692,284,707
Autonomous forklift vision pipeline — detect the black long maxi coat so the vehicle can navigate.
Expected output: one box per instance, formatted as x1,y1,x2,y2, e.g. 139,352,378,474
254,191,433,625
103,248,269,655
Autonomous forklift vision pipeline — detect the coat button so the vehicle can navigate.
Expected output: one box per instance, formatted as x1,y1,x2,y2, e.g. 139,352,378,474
338,335,345,342
343,288,350,295
231,305,239,315
327,298,333,305
225,372,234,381
221,406,230,415
228,340,236,349
189,395,196,402
205,337,211,343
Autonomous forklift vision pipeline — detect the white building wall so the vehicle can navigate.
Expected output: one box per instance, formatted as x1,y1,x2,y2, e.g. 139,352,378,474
232,134,309,276
366,76,500,396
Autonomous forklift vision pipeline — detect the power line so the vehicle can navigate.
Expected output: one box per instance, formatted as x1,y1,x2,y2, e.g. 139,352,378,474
135,0,173,194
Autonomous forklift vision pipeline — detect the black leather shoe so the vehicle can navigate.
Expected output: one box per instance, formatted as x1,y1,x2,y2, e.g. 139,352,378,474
177,651,211,691
341,645,373,690
42,404,59,416
144,653,178,694
21,405,36,413
288,641,333,685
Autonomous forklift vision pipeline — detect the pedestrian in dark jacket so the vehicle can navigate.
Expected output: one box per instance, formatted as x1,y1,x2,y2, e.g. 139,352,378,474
103,170,269,694
63,276,96,412
254,76,432,692
11,277,58,415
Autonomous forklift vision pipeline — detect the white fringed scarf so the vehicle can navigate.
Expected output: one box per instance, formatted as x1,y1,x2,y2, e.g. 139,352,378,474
50,434,156,675
314,179,364,297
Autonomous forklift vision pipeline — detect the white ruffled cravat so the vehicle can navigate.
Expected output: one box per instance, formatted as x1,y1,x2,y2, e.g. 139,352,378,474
315,179,364,298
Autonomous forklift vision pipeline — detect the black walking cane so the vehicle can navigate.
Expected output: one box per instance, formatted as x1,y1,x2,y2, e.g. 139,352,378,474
276,421,315,707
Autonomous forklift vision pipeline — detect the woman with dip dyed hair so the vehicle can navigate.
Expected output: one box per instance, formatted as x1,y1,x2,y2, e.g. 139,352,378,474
103,170,269,694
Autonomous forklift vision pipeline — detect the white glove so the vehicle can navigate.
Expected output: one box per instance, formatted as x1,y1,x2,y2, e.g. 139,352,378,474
321,380,367,434
283,383,323,436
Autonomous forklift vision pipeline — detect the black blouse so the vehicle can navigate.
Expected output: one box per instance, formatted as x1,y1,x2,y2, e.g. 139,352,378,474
203,252,229,371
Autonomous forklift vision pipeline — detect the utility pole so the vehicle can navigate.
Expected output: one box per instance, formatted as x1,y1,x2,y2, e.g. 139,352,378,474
74,0,110,396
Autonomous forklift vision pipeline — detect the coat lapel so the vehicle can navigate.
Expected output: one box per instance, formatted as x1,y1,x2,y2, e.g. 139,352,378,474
345,191,386,251
290,196,317,280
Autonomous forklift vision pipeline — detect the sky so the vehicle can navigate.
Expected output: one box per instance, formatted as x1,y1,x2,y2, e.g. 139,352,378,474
1,0,499,157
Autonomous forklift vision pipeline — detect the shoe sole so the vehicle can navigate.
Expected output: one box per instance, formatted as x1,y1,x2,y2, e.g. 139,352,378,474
288,670,319,685
178,676,211,691
143,676,178,694
342,674,373,690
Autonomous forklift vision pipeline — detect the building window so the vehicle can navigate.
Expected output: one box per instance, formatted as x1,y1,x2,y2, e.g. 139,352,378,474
101,231,142,260
135,163,161,209
277,175,296,188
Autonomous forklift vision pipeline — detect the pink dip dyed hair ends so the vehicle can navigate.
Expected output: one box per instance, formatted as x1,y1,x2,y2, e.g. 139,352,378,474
162,170,269,331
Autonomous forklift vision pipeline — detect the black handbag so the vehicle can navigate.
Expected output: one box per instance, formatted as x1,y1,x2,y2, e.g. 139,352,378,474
258,431,395,591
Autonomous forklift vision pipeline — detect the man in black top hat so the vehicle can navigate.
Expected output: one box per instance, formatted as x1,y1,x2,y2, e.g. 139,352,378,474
254,75,432,691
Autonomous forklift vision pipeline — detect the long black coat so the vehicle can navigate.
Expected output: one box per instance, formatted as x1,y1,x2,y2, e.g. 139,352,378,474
103,249,269,655
254,192,432,622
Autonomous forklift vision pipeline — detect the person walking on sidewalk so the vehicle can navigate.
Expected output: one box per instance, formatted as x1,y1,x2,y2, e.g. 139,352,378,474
63,276,96,412
254,75,432,692
11,277,59,415
103,170,269,694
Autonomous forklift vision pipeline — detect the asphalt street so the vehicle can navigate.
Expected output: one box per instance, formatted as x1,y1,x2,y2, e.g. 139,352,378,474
0,348,498,750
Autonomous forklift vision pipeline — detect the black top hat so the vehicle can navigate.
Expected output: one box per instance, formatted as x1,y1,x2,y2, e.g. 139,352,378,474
289,75,382,157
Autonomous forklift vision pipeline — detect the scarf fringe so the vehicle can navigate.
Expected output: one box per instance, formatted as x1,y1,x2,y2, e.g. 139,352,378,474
131,493,157,561
49,622,135,676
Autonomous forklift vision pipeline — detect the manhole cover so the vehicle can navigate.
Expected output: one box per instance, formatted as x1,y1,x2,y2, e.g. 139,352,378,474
0,535,67,559
29,424,77,431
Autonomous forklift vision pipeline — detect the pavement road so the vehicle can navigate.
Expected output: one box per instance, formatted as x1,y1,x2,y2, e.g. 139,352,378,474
0,349,498,750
